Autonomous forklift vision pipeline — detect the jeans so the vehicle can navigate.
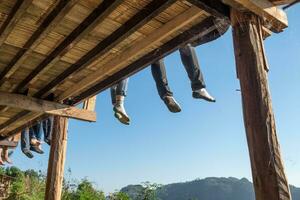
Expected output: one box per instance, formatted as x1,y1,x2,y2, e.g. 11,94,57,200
150,19,230,98
151,44,205,99
29,123,42,141
42,117,53,143
111,78,129,105
21,123,42,152
21,128,30,152
151,60,173,99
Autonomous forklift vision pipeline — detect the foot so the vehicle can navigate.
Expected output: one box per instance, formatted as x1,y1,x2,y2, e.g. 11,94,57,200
113,104,130,125
30,145,44,154
30,138,41,146
2,148,12,164
22,149,34,159
193,88,216,102
163,96,181,113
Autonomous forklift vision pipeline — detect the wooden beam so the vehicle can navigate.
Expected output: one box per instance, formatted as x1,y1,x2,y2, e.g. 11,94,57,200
187,0,230,19
33,0,178,99
0,0,32,46
45,116,68,200
231,9,291,200
270,0,296,5
222,0,288,32
58,7,207,100
0,140,18,148
0,92,96,122
0,0,75,86
13,0,123,93
82,96,97,111
72,17,220,103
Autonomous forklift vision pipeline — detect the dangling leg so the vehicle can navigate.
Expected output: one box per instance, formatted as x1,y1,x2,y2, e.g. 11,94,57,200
151,59,181,113
0,148,4,165
43,117,53,145
29,123,44,154
21,128,34,158
179,44,215,102
111,78,130,125
2,147,12,164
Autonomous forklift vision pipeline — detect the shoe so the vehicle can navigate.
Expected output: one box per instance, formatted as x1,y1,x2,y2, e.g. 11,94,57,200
193,88,216,102
30,145,44,154
113,104,130,125
22,149,34,159
44,139,51,146
30,138,42,146
163,96,181,113
114,113,130,125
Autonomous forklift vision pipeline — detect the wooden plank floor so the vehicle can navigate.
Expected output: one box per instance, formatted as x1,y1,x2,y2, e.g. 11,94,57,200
0,0,225,138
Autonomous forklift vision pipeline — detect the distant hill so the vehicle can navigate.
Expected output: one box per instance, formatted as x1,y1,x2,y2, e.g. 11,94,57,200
121,177,300,200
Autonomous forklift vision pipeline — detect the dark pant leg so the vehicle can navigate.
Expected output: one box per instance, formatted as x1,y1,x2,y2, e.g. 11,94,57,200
42,117,53,143
29,123,42,141
151,59,173,99
179,44,206,91
110,85,117,105
21,128,30,152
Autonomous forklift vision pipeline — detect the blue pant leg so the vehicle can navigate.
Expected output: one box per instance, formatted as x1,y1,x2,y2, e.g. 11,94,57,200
30,123,42,141
151,59,173,99
21,128,30,152
115,78,129,96
179,44,206,91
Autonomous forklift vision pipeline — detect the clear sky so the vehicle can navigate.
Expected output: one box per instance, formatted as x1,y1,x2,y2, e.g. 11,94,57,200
11,5,300,194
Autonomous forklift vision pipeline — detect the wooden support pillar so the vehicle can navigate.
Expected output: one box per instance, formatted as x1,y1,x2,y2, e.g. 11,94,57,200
231,9,291,200
45,116,68,200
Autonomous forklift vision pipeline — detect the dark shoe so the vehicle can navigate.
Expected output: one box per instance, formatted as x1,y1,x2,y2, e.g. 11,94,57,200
30,145,44,154
44,139,51,146
193,88,216,102
22,150,34,159
163,96,181,113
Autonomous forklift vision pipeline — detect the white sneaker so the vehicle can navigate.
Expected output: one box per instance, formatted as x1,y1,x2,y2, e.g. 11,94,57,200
193,88,216,102
113,103,130,125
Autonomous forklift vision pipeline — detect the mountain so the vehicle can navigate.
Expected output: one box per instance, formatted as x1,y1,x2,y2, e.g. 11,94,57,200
121,177,300,200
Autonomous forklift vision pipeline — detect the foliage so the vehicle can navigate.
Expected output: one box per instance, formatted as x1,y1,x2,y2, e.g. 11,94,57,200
136,182,161,200
0,167,105,200
108,191,131,200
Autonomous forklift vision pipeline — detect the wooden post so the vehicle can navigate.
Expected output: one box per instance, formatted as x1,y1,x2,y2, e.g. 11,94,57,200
231,9,291,200
45,116,68,200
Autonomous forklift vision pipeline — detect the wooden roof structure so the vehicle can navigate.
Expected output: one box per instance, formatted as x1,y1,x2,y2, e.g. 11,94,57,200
0,0,296,200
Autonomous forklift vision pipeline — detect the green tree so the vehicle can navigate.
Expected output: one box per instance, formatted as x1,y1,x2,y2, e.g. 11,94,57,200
137,182,161,200
73,179,105,200
7,168,45,200
108,191,131,200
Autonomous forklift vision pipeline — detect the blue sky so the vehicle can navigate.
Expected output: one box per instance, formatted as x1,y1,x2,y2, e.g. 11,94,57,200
12,5,300,194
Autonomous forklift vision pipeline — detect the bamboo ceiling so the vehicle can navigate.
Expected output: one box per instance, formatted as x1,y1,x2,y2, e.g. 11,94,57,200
0,0,229,138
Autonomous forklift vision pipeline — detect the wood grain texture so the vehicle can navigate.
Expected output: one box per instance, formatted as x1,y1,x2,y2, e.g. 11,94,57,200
0,92,96,122
222,0,288,32
58,6,206,100
45,116,68,200
231,9,291,200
